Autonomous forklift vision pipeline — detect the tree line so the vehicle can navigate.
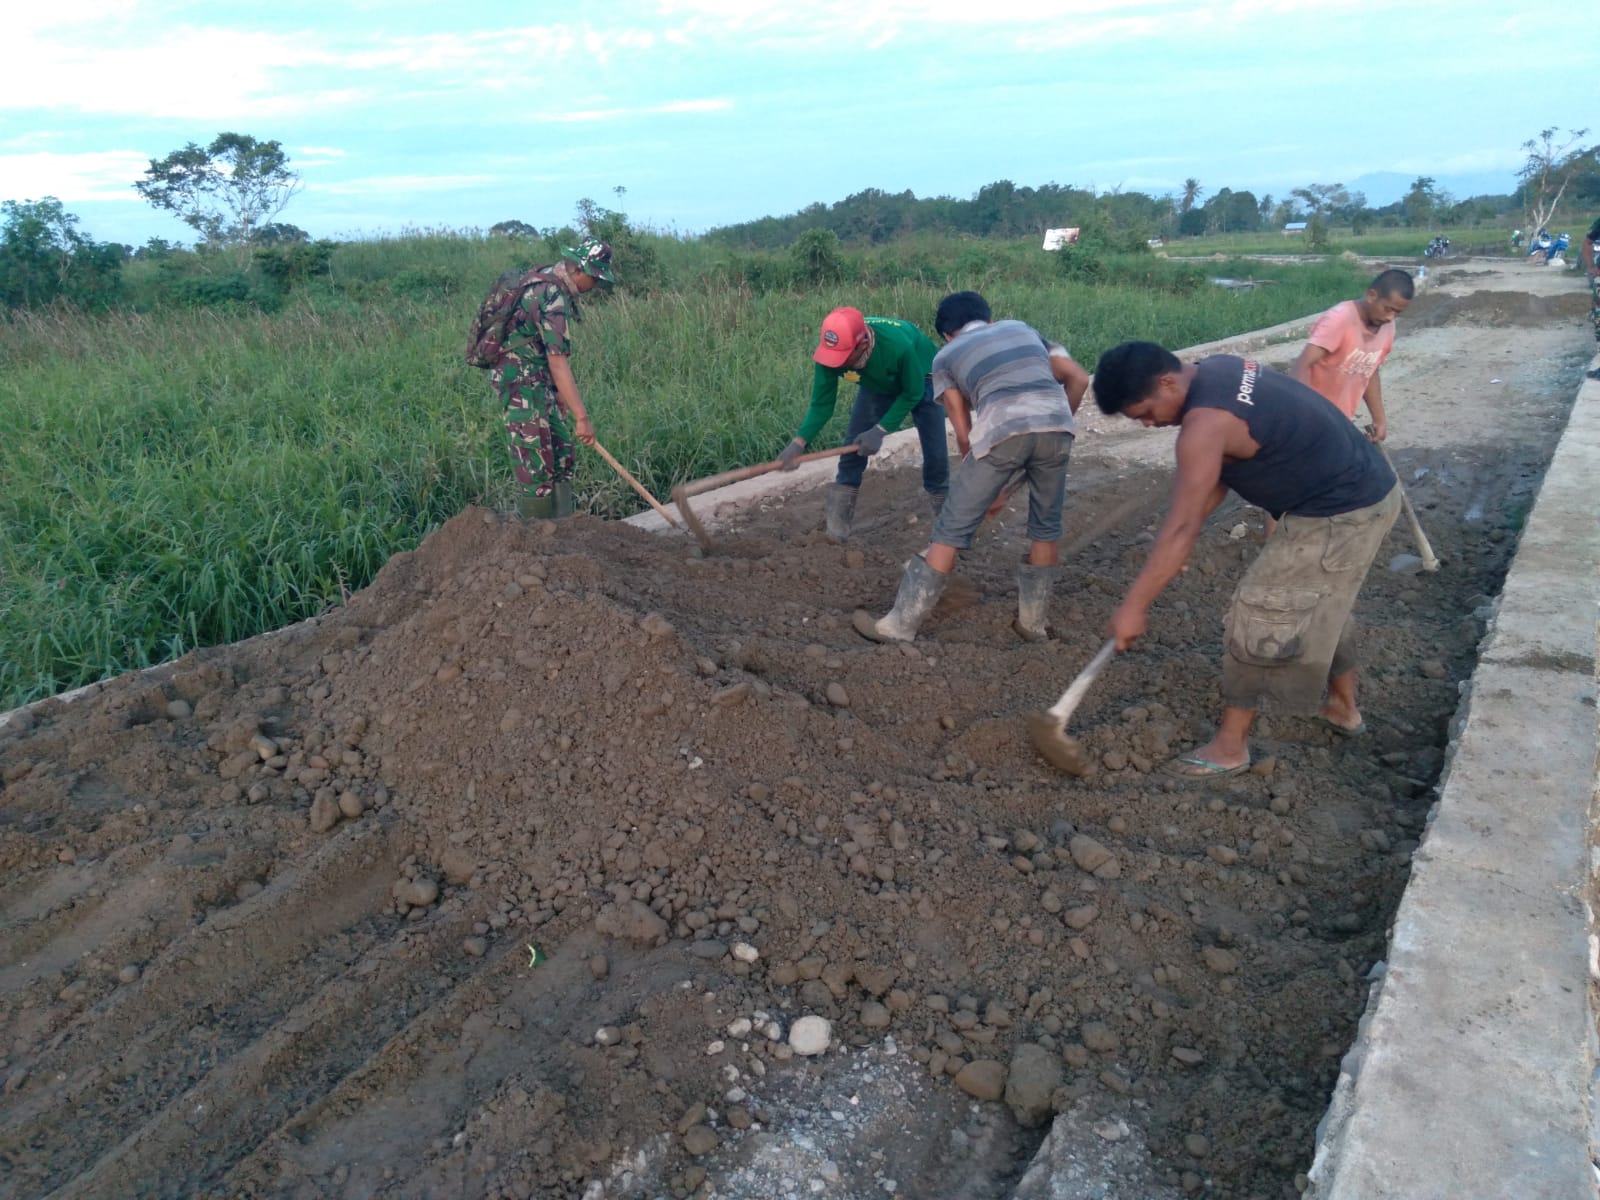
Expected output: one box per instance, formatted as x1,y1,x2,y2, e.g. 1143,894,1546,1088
4,127,1595,313
707,139,1597,250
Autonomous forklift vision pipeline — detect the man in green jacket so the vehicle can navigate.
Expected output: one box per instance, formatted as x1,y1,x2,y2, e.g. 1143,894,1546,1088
778,306,948,541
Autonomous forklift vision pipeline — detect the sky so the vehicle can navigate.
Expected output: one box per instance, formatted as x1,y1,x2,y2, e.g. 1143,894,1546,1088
2,0,1594,247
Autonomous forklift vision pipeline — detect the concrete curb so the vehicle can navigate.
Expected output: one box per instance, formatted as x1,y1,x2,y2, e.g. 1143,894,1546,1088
1304,356,1600,1200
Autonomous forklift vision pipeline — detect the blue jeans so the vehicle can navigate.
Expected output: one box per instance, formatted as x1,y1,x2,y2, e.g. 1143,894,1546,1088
834,377,950,494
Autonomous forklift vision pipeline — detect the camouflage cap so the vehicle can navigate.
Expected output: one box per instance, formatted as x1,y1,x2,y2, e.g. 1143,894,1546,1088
562,237,615,286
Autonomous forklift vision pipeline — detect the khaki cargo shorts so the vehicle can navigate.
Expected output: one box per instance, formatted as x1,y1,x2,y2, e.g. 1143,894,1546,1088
1221,486,1401,712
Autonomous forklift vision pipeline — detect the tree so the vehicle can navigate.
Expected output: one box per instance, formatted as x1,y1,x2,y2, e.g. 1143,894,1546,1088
1177,208,1208,237
572,189,659,289
1566,144,1600,206
1203,188,1260,234
1306,214,1331,252
1179,178,1203,215
251,222,308,246
134,132,300,248
489,219,538,238
0,197,122,309
1290,183,1352,217
1518,127,1590,233
1402,177,1447,227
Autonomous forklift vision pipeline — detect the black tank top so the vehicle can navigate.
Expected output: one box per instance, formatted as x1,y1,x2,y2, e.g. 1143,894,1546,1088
1183,356,1395,518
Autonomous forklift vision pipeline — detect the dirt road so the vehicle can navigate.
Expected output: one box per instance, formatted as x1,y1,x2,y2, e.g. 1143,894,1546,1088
0,259,1591,1200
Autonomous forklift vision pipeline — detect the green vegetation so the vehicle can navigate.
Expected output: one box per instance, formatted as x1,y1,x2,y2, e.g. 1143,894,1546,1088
1161,226,1526,258
0,230,1370,709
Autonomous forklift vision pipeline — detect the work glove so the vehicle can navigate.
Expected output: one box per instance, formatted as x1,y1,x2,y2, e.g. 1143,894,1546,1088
778,437,807,471
855,424,888,456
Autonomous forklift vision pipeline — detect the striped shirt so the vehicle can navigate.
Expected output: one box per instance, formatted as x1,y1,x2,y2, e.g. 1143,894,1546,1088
929,319,1075,459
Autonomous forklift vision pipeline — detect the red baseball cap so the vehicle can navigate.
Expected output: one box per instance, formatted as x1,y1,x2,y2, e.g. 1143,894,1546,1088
814,306,866,368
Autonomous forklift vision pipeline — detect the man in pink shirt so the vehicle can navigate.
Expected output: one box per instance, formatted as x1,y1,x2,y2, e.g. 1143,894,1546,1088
1290,269,1413,441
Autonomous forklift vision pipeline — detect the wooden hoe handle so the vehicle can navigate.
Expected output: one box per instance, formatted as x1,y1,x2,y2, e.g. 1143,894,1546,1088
674,444,860,500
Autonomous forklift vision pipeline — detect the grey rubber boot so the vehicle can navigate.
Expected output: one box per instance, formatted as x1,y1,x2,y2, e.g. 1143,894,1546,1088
927,490,948,526
517,492,557,520
853,555,948,643
552,481,576,519
823,483,859,542
1013,562,1057,642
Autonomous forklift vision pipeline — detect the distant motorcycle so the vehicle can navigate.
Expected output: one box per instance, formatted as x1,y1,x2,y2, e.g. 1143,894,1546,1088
1510,229,1524,252
1423,236,1450,258
1527,230,1570,265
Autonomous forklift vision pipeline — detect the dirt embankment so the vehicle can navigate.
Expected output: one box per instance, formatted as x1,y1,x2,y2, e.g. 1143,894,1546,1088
1,262,1592,1200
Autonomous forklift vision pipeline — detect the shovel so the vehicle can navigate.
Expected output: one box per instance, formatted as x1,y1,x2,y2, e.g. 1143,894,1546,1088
1027,639,1118,775
672,445,858,554
1371,439,1440,572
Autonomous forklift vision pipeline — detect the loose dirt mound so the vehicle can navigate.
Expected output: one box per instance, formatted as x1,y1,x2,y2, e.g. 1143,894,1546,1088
2,273,1591,1198
1405,287,1589,330
0,466,1533,1200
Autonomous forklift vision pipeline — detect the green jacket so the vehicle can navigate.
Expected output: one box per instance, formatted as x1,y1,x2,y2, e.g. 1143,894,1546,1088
796,317,937,443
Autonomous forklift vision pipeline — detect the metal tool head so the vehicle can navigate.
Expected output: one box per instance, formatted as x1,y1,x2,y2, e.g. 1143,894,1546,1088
1027,711,1091,776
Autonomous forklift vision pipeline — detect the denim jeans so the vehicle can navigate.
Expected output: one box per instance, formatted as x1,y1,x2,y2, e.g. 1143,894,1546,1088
834,376,950,493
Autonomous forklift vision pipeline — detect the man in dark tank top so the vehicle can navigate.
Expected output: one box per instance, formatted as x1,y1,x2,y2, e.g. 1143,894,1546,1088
1090,342,1400,778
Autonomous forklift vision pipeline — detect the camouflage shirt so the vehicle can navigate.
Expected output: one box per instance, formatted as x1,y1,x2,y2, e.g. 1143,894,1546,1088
501,275,580,365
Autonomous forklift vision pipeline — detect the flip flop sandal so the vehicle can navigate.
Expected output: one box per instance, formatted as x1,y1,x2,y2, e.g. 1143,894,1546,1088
1162,754,1251,780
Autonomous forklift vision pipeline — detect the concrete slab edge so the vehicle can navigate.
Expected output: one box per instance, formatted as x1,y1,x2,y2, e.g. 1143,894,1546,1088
1303,354,1600,1200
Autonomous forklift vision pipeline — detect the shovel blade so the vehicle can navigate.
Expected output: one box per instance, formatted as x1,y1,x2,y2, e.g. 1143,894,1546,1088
1027,710,1090,776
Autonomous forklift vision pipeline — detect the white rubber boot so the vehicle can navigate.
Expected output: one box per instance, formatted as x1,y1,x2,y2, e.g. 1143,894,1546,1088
852,556,948,643
1013,562,1056,643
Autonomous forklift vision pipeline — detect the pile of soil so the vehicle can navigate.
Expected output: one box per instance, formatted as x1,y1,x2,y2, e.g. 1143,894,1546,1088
1,274,1589,1199
1405,284,1589,329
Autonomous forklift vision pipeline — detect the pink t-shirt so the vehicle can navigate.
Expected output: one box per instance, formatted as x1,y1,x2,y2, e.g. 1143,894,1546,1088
1302,300,1395,418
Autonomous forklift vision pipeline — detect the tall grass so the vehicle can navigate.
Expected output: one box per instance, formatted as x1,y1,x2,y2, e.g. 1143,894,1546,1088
0,235,1369,708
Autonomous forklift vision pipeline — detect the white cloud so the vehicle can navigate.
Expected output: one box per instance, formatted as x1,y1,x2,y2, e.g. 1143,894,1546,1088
9,0,138,36
539,97,732,123
0,21,656,120
0,26,365,119
313,173,503,196
296,146,349,170
0,150,152,203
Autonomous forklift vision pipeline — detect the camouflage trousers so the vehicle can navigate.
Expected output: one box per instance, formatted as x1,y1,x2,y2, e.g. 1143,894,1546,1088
492,360,573,498
1591,273,1600,343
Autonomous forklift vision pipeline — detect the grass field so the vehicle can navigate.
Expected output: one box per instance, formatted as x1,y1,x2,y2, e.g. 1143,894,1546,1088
1166,225,1520,258
0,234,1372,709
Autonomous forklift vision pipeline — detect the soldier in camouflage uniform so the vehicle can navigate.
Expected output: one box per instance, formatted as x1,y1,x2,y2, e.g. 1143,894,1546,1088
489,238,614,519
1583,218,1600,347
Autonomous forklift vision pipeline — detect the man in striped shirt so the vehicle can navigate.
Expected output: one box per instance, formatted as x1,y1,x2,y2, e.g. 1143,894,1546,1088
854,291,1089,643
